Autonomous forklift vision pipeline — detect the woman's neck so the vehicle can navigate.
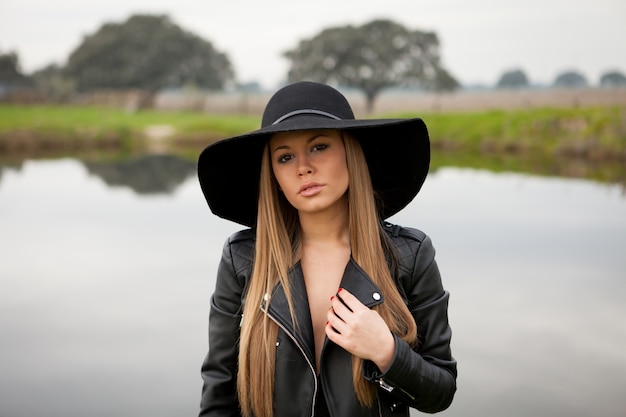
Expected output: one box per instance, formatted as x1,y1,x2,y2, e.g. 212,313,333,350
298,210,350,250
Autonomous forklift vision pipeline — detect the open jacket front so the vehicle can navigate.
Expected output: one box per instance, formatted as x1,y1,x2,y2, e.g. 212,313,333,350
199,223,457,417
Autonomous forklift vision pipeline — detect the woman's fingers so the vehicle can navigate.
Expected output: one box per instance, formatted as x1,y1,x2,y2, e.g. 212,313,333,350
326,288,394,363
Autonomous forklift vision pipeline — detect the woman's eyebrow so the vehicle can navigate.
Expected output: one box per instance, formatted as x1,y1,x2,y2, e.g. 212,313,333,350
307,134,324,143
272,133,325,152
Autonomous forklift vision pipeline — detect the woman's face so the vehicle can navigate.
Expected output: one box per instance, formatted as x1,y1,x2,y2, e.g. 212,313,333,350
269,129,349,219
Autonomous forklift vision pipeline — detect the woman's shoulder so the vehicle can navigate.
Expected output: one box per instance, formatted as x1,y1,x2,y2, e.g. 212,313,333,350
383,222,429,245
226,228,256,245
383,221,436,269
221,228,255,271
383,223,441,304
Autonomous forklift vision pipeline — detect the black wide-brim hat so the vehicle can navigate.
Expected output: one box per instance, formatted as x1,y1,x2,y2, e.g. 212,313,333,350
198,81,430,227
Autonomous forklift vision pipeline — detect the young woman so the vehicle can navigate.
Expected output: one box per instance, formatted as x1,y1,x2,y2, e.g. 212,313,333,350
197,81,456,417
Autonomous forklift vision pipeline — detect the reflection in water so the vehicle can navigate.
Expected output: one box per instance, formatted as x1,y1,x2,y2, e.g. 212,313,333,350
0,160,25,182
1,149,625,195
83,154,197,194
430,150,626,193
0,157,625,417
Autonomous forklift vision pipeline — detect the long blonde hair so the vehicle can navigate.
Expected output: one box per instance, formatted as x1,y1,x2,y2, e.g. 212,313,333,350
237,131,417,417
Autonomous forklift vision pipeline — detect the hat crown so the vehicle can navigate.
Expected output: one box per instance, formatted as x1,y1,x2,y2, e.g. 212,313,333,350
261,81,355,127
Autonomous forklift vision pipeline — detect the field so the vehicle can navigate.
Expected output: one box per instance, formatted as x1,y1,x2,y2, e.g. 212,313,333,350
169,86,626,115
1,87,625,161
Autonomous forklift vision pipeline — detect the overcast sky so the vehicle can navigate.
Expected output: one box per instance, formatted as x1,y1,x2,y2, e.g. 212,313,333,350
1,0,625,88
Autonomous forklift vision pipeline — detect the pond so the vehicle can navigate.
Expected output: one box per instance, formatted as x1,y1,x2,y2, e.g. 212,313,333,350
0,154,625,417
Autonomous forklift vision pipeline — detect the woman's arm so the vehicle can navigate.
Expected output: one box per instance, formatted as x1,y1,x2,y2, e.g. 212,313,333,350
364,232,457,413
199,237,248,417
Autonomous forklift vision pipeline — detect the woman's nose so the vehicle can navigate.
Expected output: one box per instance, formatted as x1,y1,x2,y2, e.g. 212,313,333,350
297,155,313,176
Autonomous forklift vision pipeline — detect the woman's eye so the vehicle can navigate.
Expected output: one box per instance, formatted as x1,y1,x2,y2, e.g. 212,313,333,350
277,154,293,163
311,143,328,152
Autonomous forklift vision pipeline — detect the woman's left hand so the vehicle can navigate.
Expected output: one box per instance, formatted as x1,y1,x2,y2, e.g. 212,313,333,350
326,288,395,372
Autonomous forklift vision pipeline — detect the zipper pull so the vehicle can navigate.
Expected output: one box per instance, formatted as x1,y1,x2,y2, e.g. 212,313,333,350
378,379,395,393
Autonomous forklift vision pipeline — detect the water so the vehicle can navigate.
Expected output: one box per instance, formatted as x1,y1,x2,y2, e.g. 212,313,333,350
0,156,624,417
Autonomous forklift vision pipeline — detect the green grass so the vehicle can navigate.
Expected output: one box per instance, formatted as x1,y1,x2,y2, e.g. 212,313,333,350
0,104,260,140
1,104,624,158
388,106,626,156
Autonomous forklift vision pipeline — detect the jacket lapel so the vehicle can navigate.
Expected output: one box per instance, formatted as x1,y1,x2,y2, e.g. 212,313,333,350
265,262,316,364
263,258,385,365
339,258,385,308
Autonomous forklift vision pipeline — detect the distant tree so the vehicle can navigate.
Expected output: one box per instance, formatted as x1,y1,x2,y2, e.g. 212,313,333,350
599,70,626,87
496,69,529,89
0,51,31,86
553,70,588,87
237,81,262,92
32,64,75,102
64,14,234,95
283,19,459,112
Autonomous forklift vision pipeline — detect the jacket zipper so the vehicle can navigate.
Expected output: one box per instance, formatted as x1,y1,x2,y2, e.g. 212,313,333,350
377,377,416,401
263,306,318,417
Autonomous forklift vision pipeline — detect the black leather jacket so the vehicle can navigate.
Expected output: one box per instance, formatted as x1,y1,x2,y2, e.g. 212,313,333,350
199,223,456,416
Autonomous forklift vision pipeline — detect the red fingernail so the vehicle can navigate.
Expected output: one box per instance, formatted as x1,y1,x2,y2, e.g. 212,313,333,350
338,288,343,293
330,295,335,301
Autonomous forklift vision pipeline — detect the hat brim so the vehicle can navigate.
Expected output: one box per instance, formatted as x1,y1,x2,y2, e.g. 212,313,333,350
198,116,429,227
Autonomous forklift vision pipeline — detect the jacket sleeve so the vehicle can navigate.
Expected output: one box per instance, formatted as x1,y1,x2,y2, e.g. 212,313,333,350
199,236,247,417
364,232,457,413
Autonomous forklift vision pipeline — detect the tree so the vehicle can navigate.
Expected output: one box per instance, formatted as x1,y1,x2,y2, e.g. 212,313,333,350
0,50,31,86
553,70,588,88
283,19,459,112
32,64,75,102
496,69,529,89
64,14,234,94
599,70,626,87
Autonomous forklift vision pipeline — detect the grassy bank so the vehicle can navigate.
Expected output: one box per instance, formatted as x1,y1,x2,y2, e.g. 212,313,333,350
409,106,626,159
0,104,259,153
0,104,624,160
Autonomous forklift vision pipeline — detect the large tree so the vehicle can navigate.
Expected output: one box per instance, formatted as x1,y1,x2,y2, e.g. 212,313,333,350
64,14,234,93
283,19,459,112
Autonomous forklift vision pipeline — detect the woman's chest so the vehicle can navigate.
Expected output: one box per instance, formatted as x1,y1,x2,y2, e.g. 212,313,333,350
301,252,349,369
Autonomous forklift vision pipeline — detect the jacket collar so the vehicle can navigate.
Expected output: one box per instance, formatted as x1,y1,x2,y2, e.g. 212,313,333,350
261,258,385,364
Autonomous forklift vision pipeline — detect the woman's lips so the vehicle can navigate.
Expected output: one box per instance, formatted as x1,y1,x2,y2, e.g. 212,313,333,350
299,183,323,197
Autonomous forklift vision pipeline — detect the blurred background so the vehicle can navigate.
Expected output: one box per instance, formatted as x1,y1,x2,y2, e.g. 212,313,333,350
1,1,625,416
2,0,626,91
